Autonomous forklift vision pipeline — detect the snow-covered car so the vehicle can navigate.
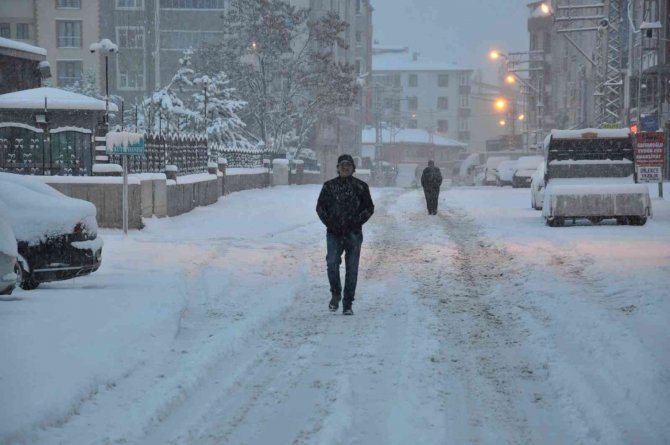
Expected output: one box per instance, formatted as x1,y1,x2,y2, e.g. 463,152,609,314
0,203,18,295
530,162,546,210
512,155,544,188
484,156,511,185
495,160,518,186
0,173,103,290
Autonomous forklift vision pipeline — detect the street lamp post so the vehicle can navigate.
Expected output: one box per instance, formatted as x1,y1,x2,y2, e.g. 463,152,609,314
89,39,119,131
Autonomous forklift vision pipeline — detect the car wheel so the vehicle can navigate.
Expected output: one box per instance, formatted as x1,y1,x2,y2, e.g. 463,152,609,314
629,216,647,226
546,217,564,227
588,217,603,225
16,261,39,290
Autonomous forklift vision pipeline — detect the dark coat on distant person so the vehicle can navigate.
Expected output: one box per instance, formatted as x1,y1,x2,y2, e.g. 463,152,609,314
316,176,375,235
421,166,443,191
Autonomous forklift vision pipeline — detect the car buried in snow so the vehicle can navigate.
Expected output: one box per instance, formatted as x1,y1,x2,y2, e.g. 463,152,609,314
0,173,103,290
495,160,518,186
512,155,544,188
530,161,546,210
0,204,18,295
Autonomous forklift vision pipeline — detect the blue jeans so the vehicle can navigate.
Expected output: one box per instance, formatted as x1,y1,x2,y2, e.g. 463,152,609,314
326,230,363,302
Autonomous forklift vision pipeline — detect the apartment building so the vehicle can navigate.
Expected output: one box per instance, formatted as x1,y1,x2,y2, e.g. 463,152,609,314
0,0,102,90
98,0,226,105
371,46,473,143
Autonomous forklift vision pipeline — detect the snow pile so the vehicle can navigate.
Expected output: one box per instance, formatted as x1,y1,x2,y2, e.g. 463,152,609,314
0,173,98,245
0,87,118,111
89,39,118,53
544,177,650,195
550,128,631,139
92,164,123,174
516,156,544,171
0,36,46,56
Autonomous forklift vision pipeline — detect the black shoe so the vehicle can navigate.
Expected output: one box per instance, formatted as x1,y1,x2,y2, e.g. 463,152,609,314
342,301,353,315
329,293,341,312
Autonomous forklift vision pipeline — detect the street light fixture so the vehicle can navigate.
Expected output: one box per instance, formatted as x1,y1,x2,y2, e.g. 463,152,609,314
89,38,118,130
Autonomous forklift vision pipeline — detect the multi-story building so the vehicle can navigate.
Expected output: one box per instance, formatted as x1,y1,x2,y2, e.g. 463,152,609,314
370,46,473,144
98,0,226,106
0,0,102,90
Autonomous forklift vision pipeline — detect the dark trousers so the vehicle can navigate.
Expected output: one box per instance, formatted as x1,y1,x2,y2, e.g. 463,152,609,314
424,188,440,214
326,230,363,303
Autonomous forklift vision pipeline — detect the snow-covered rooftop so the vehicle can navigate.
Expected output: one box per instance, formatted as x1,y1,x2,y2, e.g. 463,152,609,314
0,37,47,57
0,87,118,112
373,52,470,72
362,127,468,147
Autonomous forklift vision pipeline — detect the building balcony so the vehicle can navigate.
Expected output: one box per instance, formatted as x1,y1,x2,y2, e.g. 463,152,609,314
459,85,471,95
458,107,471,118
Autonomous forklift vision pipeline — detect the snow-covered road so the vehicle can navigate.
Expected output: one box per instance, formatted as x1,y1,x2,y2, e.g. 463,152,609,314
2,185,669,445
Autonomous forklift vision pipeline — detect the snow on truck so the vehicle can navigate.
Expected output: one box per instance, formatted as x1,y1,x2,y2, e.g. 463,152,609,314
542,128,652,227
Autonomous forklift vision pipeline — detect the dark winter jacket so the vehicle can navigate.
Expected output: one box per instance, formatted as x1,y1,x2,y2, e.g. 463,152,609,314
421,166,443,191
316,175,375,235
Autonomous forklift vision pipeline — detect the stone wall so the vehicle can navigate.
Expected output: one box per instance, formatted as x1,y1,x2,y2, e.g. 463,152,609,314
224,173,270,195
40,166,312,229
46,181,143,230
166,177,219,217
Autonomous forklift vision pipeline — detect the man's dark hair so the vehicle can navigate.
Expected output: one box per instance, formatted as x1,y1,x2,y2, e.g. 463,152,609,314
337,154,356,171
428,160,435,167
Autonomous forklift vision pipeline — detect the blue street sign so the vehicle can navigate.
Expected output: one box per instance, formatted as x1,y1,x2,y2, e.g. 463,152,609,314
640,114,659,132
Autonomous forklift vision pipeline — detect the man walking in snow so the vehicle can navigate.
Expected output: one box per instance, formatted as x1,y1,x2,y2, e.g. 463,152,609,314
316,154,375,315
421,160,443,215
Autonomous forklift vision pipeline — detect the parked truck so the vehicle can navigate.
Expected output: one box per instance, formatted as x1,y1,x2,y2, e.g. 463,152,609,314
542,129,652,227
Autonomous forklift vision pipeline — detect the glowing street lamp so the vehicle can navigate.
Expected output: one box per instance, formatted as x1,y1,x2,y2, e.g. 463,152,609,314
499,120,506,127
505,74,516,84
540,2,552,15
495,98,508,111
489,50,503,61
518,114,525,121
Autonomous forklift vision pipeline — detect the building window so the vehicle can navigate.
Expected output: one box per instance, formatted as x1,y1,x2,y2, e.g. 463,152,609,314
460,94,469,107
118,65,145,90
460,73,470,86
56,0,81,8
57,60,83,87
57,21,82,48
16,23,30,40
408,74,418,87
116,0,144,9
438,119,449,132
356,0,361,14
0,23,9,38
459,119,469,131
355,59,361,75
117,27,145,49
160,31,222,50
408,119,417,129
437,97,449,109
383,97,393,109
438,74,449,87
355,31,362,44
160,0,226,8
407,96,418,110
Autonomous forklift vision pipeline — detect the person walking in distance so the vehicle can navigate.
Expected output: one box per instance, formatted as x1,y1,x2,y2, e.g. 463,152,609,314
421,160,443,215
316,154,375,315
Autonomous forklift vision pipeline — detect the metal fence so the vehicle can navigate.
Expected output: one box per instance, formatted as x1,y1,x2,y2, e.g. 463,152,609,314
108,133,208,176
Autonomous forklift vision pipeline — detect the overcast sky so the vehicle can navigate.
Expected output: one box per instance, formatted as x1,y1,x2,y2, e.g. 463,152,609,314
371,0,529,83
